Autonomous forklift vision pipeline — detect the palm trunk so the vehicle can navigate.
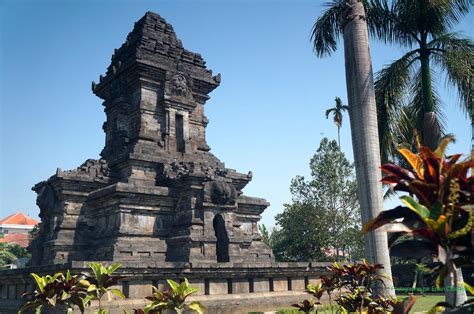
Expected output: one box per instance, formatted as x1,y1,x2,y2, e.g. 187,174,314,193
420,52,441,150
443,249,467,306
338,126,341,148
342,0,394,297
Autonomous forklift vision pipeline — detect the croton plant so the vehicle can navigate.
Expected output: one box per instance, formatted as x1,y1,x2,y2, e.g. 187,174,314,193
362,137,473,307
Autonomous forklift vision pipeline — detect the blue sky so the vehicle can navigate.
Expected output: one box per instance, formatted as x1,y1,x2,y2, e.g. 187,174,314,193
1,0,472,228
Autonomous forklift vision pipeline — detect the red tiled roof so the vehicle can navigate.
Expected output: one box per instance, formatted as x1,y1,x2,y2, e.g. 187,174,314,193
0,212,38,226
0,233,30,247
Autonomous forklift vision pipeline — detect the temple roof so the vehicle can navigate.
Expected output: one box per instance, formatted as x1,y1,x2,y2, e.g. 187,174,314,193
93,11,220,98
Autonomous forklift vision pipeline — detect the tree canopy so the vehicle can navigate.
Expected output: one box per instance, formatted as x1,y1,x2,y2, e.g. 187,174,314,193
271,138,364,262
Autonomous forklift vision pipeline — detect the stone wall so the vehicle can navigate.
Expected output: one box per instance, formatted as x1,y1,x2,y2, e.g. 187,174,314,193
0,262,329,313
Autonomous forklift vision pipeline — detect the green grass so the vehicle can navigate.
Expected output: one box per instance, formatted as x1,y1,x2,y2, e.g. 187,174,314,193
247,295,447,313
397,294,445,313
248,294,474,313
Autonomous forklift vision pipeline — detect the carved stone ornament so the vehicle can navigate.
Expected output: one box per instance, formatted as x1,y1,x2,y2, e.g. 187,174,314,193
203,181,237,205
35,183,58,218
165,73,193,101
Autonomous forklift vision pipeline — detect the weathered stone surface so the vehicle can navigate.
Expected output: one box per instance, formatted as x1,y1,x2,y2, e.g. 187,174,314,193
253,278,270,292
28,11,273,267
209,279,228,295
291,277,306,291
231,279,249,294
273,278,290,292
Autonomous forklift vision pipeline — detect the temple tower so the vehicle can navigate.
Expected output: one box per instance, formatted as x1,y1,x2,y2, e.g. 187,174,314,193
29,12,274,265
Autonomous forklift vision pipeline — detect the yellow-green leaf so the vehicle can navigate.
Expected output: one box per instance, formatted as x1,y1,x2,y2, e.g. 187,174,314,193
462,282,474,294
401,195,430,219
187,301,205,314
399,148,424,178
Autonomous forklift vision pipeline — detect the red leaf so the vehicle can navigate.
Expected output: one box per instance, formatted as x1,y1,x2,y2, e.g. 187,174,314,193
381,164,416,181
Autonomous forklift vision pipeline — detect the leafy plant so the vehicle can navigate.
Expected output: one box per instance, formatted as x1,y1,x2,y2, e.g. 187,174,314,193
362,138,473,306
86,262,126,313
0,242,30,267
19,270,90,313
292,299,317,313
140,278,204,314
294,260,400,314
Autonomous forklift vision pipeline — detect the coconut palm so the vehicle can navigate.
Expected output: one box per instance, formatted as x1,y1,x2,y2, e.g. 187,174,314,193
325,97,349,146
313,0,395,297
312,0,472,303
372,0,473,162
312,0,473,163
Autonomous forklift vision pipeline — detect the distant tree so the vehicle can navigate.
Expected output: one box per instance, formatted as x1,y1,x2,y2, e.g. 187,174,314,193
258,224,274,247
325,96,349,147
273,138,364,262
0,243,29,267
273,202,331,261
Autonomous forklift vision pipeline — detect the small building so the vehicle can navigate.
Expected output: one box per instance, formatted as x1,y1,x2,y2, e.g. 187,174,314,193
0,212,38,235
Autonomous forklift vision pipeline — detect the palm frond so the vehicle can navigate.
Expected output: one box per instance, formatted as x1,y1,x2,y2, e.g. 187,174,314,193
311,0,346,57
325,108,336,119
366,0,416,48
429,32,474,115
375,49,419,163
442,0,472,30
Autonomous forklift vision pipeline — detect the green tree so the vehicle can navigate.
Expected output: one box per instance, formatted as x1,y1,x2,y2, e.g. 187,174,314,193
312,0,395,296
0,242,29,267
325,96,349,147
258,224,275,248
273,202,331,261
273,138,364,262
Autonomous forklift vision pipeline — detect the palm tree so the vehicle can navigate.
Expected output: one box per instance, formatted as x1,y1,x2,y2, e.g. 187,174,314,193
372,0,473,162
325,97,349,146
312,0,472,304
313,0,395,297
312,0,473,162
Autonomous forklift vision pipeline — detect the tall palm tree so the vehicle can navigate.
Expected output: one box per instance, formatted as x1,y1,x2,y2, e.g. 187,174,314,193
312,0,472,304
312,0,473,163
372,0,473,162
325,97,349,146
313,0,395,297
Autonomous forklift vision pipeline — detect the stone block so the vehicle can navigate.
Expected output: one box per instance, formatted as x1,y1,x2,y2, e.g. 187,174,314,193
273,278,289,292
209,279,227,295
253,278,270,292
291,277,306,291
0,284,6,299
188,279,205,296
7,285,15,299
232,279,249,294
128,280,153,298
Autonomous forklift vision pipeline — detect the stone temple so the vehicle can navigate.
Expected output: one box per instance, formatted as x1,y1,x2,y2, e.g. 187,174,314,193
0,12,326,313
29,11,273,265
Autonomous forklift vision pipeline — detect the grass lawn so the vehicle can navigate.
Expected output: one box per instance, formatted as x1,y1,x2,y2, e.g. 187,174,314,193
397,294,445,312
248,295,448,313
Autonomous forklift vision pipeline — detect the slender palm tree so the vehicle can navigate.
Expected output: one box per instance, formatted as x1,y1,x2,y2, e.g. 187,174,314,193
313,0,472,304
312,0,473,163
325,97,349,146
372,0,473,162
313,0,395,297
